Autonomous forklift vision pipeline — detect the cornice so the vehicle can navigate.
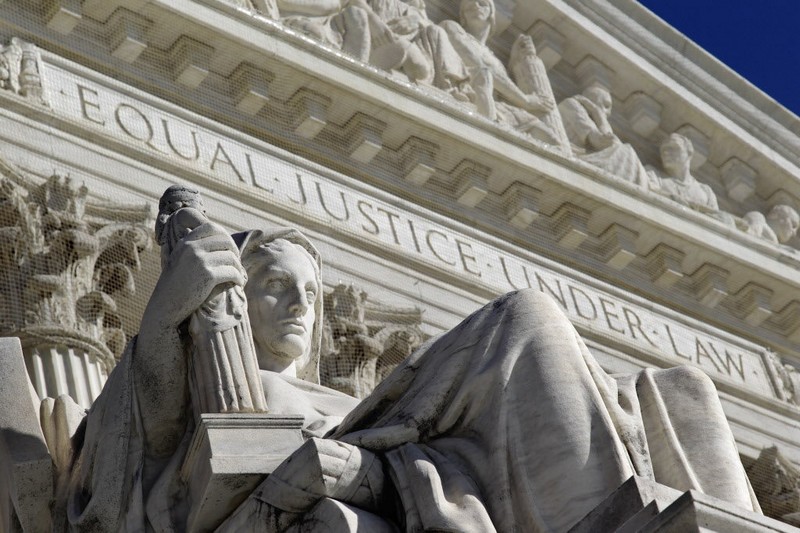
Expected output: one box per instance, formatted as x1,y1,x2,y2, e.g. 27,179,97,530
2,0,800,360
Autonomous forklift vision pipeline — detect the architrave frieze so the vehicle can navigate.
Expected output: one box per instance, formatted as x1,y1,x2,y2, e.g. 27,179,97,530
1,0,798,205
1,56,800,399
2,42,800,361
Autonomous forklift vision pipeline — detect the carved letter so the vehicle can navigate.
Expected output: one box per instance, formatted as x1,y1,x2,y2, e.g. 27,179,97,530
664,324,692,360
456,240,481,277
357,200,379,235
210,142,245,182
622,308,658,348
377,208,401,245
598,297,626,334
708,344,746,381
115,103,159,152
77,85,105,126
426,230,457,266
407,219,422,253
288,172,307,206
500,256,532,290
535,274,567,310
162,119,200,161
315,182,350,222
695,338,722,373
569,285,597,321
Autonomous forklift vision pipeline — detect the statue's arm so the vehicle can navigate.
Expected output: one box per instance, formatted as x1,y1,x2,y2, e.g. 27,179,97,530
133,223,247,458
260,438,386,514
490,62,552,113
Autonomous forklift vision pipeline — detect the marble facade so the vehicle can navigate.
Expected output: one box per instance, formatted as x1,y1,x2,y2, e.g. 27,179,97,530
0,0,799,530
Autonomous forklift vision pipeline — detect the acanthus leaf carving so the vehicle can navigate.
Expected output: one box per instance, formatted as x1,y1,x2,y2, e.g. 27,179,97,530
0,155,152,371
746,446,800,527
319,282,426,398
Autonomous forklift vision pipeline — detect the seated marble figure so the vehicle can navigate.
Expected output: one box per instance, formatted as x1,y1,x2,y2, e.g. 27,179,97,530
559,86,650,188
60,187,762,532
648,133,719,214
440,0,560,145
741,204,800,246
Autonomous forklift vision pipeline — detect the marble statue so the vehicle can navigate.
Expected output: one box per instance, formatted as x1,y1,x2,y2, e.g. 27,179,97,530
742,205,800,245
0,37,45,104
266,0,374,63
439,0,560,145
649,133,719,213
360,0,469,90
0,37,23,94
559,86,650,187
155,186,268,415
746,447,800,526
508,34,571,152
56,187,762,532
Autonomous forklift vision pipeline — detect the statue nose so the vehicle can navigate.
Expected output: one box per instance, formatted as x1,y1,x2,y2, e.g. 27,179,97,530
287,285,310,316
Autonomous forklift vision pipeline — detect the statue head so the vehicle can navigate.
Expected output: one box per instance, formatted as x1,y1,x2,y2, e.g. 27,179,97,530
460,0,495,43
660,133,694,179
583,86,612,117
767,204,800,244
510,34,537,66
238,228,323,382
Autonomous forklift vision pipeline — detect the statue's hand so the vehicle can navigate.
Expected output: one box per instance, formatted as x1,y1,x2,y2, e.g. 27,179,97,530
143,222,247,333
588,130,617,150
264,438,385,512
523,93,554,113
388,14,423,36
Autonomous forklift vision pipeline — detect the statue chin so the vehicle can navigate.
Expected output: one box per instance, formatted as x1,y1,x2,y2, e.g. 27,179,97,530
259,337,307,369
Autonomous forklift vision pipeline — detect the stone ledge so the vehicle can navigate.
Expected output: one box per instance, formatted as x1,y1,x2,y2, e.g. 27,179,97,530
181,413,305,533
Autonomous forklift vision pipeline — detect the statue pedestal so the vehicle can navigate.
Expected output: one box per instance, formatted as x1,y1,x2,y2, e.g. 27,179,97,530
0,338,53,533
569,475,796,532
181,413,304,533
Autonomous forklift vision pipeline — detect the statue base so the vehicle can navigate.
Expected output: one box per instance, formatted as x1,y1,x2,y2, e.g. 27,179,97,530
569,475,796,532
181,413,305,533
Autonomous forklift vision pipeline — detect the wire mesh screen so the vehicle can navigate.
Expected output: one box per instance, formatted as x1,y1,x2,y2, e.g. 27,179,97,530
0,0,799,524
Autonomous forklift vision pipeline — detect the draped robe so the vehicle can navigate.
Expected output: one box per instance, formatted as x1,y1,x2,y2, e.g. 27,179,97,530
63,290,760,532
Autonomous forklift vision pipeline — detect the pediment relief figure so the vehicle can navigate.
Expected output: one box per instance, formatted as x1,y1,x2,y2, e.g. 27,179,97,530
559,86,650,188
440,0,564,146
0,37,46,105
740,204,800,246
319,282,425,398
648,133,720,214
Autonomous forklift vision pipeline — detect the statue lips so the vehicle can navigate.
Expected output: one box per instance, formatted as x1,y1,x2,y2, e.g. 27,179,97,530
279,318,308,336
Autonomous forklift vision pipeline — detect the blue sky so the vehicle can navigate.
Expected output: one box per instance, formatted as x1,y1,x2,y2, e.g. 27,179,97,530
637,1,800,118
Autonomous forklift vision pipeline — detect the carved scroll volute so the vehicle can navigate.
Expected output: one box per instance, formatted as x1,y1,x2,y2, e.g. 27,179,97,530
157,186,267,416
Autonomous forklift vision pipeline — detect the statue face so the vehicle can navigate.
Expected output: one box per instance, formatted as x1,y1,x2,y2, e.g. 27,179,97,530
245,244,318,367
770,207,800,243
585,87,612,117
660,137,690,170
462,0,493,24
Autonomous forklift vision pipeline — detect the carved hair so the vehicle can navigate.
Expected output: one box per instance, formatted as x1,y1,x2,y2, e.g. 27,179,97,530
767,204,800,243
665,133,694,158
582,86,610,104
768,204,799,224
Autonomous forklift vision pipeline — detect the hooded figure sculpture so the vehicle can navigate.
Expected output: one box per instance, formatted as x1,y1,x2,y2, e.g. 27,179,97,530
60,187,761,532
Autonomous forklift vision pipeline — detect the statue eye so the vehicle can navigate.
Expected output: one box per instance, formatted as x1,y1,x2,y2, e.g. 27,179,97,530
265,276,289,291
